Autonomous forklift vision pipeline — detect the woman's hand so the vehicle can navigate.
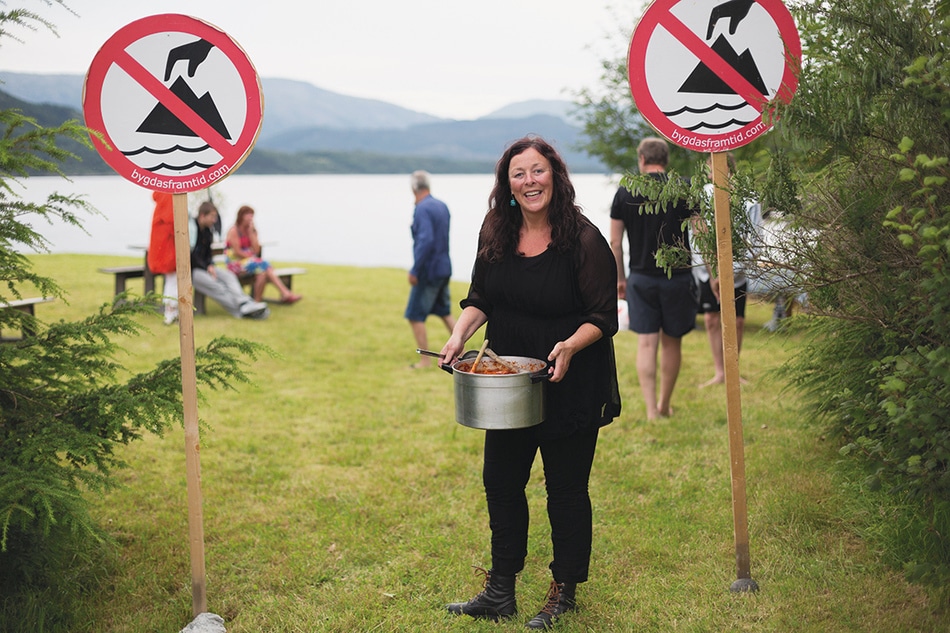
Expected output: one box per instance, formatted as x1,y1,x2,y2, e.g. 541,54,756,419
438,337,464,368
438,306,487,367
547,340,574,383
547,323,603,383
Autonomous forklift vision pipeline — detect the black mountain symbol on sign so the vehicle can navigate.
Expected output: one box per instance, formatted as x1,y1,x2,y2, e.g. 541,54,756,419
137,76,232,139
679,34,768,95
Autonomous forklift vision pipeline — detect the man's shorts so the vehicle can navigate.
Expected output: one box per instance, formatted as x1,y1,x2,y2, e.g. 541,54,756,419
627,271,697,337
405,276,452,322
697,278,748,318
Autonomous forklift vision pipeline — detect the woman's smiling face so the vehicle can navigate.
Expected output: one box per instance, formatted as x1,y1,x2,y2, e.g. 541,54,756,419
509,147,553,216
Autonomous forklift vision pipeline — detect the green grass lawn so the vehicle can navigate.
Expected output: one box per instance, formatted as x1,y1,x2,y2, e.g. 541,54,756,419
25,254,949,632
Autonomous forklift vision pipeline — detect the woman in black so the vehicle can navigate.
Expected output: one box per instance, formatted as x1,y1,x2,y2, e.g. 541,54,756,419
440,136,621,630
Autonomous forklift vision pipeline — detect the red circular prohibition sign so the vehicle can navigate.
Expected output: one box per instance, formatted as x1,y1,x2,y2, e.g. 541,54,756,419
83,14,263,193
628,0,801,152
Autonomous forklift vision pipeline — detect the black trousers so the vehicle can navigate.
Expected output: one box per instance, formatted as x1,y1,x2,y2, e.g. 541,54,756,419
482,425,600,584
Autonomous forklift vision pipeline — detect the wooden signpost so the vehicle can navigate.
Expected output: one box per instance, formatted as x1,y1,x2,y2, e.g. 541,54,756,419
628,0,801,591
83,14,263,616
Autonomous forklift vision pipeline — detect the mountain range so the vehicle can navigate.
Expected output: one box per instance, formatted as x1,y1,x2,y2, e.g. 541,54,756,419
0,71,604,174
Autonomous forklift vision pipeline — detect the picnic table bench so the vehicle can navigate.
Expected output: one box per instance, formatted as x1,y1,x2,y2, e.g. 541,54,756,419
100,246,304,316
101,242,228,301
1,297,54,341
99,264,156,296
193,267,307,315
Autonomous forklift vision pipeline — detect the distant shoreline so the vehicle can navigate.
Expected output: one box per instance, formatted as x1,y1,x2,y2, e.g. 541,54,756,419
53,147,610,178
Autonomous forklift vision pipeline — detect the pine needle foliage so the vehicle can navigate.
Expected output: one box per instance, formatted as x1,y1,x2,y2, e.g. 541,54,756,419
0,3,266,625
1,322,264,552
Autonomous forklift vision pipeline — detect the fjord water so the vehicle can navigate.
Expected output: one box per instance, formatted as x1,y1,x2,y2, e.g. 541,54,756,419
21,173,620,280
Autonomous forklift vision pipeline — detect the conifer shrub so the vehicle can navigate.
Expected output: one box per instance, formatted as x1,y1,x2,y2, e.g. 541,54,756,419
0,7,263,627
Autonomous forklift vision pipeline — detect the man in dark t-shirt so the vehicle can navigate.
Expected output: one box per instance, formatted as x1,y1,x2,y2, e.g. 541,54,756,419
610,137,699,420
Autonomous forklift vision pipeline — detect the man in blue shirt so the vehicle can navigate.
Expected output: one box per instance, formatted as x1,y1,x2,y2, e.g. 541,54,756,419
406,171,456,368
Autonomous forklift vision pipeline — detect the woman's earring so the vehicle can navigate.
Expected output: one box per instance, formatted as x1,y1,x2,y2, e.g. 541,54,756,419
510,197,517,207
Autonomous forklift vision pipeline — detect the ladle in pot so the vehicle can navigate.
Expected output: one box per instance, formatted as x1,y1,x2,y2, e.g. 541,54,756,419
483,347,523,374
471,339,489,373
417,345,528,375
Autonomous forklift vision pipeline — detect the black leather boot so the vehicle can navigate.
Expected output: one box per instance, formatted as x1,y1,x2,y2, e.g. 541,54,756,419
446,567,517,620
525,580,576,630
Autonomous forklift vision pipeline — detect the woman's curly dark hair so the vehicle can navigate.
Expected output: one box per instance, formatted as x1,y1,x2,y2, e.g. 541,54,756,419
479,136,585,262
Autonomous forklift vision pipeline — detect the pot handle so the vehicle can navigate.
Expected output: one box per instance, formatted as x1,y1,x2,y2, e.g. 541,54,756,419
439,349,480,375
439,349,478,374
530,360,555,383
417,348,457,374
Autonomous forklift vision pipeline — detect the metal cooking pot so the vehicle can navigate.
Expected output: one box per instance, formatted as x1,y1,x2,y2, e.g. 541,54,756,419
441,350,550,430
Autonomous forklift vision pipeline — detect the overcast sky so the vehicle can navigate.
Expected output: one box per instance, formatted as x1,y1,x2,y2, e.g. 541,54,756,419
2,0,645,120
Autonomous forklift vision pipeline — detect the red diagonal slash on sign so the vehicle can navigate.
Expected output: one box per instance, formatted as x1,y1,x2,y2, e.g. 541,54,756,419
658,11,769,110
112,47,237,161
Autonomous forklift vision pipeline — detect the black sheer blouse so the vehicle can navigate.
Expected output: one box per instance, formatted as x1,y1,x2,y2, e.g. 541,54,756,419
461,216,622,439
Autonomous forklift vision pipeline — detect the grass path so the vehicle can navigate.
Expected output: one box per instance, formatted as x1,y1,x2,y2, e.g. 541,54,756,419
28,254,948,632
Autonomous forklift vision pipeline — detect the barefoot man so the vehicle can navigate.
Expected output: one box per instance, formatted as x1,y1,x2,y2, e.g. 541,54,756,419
610,138,700,419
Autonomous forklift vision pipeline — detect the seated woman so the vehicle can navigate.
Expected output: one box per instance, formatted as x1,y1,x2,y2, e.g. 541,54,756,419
225,205,302,304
